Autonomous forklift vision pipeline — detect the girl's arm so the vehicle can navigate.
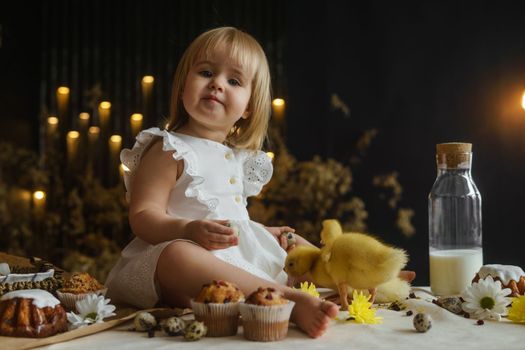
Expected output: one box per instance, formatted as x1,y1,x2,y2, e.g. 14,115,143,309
128,140,237,249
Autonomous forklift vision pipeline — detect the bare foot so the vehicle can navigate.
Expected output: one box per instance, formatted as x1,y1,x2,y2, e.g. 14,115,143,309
285,290,338,338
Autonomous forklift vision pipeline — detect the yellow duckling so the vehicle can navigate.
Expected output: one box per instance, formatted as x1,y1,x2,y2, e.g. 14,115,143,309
319,219,408,309
285,245,411,305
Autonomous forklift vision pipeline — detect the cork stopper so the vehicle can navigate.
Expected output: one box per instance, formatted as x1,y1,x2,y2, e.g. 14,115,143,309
436,143,472,155
436,142,472,168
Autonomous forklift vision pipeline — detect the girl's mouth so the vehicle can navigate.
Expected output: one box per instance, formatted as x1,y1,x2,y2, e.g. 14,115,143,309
203,95,223,104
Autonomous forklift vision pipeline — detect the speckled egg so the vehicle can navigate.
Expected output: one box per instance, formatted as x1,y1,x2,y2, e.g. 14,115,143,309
134,311,157,331
226,221,240,237
283,232,297,246
184,320,207,341
437,297,463,314
160,317,186,336
413,313,432,333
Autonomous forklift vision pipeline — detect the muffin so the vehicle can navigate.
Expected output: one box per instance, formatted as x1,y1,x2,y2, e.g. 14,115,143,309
55,272,106,311
239,287,295,342
190,280,244,336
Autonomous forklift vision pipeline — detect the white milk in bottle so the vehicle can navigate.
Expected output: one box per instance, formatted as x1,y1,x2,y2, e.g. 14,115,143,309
428,143,483,296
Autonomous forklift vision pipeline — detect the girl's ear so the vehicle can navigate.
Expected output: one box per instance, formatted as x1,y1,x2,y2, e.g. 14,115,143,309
241,110,251,119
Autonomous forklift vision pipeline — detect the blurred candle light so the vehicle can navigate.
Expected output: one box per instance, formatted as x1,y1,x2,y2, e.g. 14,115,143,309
109,135,122,164
79,112,90,134
521,90,525,110
88,126,100,147
266,151,275,161
56,86,70,121
119,163,129,179
67,131,80,167
45,116,59,155
142,75,154,85
47,116,58,135
142,76,154,123
98,101,111,135
130,113,143,138
87,126,100,172
272,98,285,121
21,189,31,212
11,188,31,212
109,135,122,183
109,135,122,156
33,190,46,218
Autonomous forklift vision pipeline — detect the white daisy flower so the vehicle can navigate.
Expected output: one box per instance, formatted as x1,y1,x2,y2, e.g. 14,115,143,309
461,275,511,321
67,294,116,329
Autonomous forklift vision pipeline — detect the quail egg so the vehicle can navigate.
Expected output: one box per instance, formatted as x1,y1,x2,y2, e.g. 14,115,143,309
134,311,157,331
413,313,432,333
160,317,186,336
184,320,207,341
437,296,463,314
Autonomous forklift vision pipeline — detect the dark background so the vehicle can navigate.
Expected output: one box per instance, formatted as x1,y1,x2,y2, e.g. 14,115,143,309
2,1,525,285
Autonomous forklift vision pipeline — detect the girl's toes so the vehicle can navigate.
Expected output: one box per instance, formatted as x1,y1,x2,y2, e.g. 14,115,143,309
321,301,339,318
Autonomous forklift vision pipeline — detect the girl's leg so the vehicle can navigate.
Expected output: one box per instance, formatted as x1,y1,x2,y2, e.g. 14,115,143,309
156,241,338,338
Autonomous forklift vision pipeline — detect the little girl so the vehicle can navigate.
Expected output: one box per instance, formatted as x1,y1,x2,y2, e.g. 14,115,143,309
106,26,338,338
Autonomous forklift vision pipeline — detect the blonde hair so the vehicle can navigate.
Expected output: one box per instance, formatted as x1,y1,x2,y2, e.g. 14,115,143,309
168,27,272,150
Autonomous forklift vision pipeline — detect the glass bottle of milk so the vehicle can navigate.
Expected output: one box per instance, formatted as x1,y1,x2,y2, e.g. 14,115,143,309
429,142,483,296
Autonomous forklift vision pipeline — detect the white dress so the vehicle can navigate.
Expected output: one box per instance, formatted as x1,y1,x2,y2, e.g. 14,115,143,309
105,127,288,308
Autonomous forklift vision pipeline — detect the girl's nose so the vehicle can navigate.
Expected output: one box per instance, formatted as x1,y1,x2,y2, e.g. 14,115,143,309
208,78,224,92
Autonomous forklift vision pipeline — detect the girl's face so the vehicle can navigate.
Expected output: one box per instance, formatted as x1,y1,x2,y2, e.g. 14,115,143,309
182,45,253,135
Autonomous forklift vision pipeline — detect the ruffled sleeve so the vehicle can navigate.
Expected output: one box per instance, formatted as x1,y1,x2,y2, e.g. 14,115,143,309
241,150,274,197
120,127,219,211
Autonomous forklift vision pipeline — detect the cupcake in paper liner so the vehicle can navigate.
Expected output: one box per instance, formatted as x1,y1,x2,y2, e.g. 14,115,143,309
239,287,295,342
190,280,244,336
55,272,106,311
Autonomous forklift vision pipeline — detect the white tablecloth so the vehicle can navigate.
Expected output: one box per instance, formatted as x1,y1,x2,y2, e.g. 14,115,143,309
37,289,524,350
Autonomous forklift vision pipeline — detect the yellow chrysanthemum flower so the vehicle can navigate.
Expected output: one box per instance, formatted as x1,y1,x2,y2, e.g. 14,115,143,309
348,290,383,324
508,295,525,323
295,282,320,298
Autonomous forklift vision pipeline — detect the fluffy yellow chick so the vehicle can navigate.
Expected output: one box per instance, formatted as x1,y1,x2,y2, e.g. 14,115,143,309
320,219,408,309
285,246,334,288
285,245,410,304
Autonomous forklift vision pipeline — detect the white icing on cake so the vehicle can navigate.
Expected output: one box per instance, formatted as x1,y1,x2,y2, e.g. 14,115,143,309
0,263,10,276
478,264,525,286
0,289,60,308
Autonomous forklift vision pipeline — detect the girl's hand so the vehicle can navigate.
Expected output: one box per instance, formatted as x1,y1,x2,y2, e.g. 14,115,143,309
265,226,296,251
184,220,238,250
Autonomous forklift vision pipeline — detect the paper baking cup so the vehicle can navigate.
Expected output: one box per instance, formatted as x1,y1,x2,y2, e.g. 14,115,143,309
190,300,241,336
239,301,295,342
55,288,107,312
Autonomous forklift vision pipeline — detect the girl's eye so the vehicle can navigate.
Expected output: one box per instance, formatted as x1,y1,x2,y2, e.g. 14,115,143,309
228,79,241,86
199,70,213,78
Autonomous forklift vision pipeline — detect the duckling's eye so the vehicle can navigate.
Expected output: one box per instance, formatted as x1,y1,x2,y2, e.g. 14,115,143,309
288,262,294,267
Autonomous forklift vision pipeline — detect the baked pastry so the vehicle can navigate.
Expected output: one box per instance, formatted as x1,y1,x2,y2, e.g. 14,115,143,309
472,264,525,297
60,272,104,293
244,287,288,306
194,280,244,304
239,287,295,341
0,289,68,338
191,280,244,337
56,272,106,311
